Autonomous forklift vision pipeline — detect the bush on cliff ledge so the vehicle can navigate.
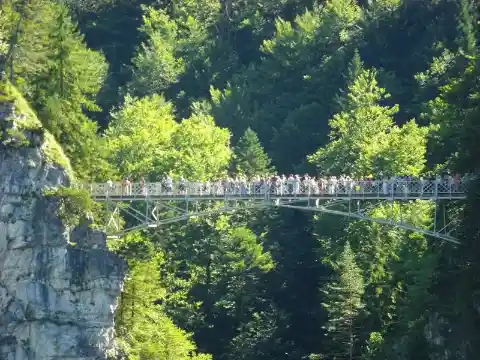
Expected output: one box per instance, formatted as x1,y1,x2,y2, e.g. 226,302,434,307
43,186,101,229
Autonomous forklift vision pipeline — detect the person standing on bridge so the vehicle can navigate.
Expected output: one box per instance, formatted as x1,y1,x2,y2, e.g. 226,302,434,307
165,175,173,194
140,176,146,196
107,179,113,196
382,177,389,196
122,177,132,196
179,176,186,194
453,173,461,192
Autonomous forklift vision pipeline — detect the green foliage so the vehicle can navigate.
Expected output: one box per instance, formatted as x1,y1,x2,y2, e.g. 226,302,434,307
169,0,220,30
13,1,108,110
0,81,74,175
210,0,364,172
106,94,231,180
3,127,29,147
227,307,286,360
231,127,274,177
0,8,11,56
361,332,384,360
128,7,185,97
41,132,75,175
0,0,108,180
419,50,480,357
456,0,477,56
308,68,429,177
116,253,211,360
1,2,479,360
108,233,156,262
106,94,177,178
42,97,113,181
156,217,275,356
321,242,364,360
169,113,232,180
0,81,42,129
43,186,99,228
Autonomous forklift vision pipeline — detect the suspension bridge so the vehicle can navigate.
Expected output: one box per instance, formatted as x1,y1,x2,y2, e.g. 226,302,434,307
80,178,468,244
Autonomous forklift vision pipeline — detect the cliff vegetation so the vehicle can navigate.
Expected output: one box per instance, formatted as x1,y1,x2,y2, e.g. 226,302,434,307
0,81,73,174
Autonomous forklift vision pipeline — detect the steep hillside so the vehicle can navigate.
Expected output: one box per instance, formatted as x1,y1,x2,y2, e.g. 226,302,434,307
0,82,126,360
0,81,73,177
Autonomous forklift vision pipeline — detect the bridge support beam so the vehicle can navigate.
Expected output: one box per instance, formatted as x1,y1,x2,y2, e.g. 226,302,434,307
99,195,462,244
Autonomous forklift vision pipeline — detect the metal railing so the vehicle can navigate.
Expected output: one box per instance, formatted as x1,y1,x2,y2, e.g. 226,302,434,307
78,179,467,200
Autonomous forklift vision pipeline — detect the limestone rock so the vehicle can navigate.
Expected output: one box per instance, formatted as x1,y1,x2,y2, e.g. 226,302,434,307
0,96,126,359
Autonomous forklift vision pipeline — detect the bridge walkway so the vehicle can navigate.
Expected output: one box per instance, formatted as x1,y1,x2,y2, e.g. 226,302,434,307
77,179,467,244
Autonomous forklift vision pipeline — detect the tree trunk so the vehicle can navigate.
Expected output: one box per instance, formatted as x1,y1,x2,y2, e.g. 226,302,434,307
348,318,354,360
205,256,213,322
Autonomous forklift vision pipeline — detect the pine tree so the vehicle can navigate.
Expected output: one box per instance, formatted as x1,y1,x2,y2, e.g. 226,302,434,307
47,4,76,99
335,49,365,112
232,127,274,178
322,242,364,360
116,246,212,360
456,0,476,57
127,7,185,97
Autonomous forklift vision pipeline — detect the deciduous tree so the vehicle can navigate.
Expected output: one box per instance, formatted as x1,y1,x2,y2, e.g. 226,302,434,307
308,67,428,177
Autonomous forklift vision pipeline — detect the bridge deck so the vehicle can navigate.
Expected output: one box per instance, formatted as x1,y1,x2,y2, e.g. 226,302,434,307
93,179,466,243
92,193,466,202
85,180,467,202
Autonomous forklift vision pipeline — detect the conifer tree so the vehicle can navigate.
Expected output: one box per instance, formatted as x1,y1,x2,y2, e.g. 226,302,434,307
322,242,364,360
232,127,274,178
456,0,477,57
127,7,185,97
0,8,12,59
335,49,365,112
116,247,212,360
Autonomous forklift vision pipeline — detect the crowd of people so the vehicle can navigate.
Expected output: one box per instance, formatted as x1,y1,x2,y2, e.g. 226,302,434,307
94,173,465,197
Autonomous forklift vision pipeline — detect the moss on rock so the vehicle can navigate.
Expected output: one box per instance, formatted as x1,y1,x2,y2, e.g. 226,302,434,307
0,81,41,129
0,81,74,178
42,132,74,176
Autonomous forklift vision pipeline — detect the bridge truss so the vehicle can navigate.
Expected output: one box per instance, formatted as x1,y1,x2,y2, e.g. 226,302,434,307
87,179,467,244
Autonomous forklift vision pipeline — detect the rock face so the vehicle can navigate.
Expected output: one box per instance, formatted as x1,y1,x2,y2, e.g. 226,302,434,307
0,99,126,359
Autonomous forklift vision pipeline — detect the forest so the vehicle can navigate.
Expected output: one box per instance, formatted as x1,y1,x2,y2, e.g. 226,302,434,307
0,0,479,359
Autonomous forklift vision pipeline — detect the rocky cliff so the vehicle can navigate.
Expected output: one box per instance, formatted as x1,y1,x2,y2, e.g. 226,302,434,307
0,83,126,360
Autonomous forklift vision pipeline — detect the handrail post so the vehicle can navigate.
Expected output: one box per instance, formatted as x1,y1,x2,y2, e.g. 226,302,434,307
307,182,311,206
391,180,394,201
